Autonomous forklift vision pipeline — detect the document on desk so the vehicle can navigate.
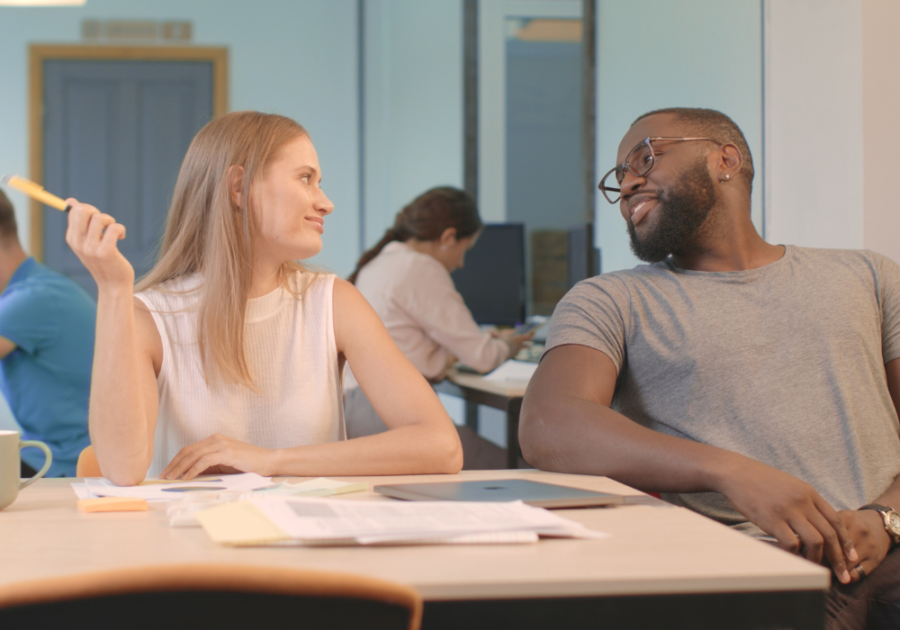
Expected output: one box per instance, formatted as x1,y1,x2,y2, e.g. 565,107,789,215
197,496,607,547
82,472,274,501
483,360,538,382
254,478,368,497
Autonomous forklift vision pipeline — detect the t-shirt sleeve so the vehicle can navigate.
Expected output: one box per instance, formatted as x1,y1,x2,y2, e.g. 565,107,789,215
877,253,900,364
0,285,61,354
545,276,630,373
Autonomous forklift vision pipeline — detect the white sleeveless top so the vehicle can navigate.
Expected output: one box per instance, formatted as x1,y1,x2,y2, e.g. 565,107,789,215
135,272,345,477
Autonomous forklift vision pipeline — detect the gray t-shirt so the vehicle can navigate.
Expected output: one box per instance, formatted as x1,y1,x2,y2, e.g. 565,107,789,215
547,245,900,533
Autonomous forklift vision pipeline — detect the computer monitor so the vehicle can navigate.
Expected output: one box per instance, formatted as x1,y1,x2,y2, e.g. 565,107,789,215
451,223,526,326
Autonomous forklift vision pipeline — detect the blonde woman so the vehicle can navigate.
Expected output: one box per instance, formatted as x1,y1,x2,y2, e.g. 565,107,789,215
65,111,462,485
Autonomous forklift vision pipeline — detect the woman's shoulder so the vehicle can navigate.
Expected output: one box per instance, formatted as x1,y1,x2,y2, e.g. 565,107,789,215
137,273,203,293
288,268,335,296
134,273,203,310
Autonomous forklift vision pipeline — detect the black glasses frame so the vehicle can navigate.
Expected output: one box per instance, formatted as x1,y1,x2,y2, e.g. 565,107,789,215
597,136,721,204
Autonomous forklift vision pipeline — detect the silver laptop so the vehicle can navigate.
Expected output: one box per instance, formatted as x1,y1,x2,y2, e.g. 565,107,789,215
374,479,623,509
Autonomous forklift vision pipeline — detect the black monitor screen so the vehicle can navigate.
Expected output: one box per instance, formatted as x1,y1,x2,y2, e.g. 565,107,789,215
451,223,526,326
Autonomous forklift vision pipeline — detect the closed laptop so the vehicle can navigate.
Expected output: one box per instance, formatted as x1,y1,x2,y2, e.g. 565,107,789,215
374,479,623,509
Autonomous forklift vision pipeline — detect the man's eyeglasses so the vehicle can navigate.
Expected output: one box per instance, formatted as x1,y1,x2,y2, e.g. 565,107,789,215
597,137,721,204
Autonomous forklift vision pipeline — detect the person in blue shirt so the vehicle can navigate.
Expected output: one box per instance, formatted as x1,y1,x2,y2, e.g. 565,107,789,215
0,189,95,477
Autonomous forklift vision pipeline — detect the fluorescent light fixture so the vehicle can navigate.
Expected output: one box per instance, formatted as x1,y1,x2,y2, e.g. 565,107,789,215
0,0,86,5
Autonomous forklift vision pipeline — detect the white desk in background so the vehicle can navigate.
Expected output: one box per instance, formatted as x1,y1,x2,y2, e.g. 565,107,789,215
0,469,828,630
433,368,530,469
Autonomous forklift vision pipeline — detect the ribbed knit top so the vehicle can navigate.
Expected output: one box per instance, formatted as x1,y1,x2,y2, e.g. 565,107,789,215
135,271,344,477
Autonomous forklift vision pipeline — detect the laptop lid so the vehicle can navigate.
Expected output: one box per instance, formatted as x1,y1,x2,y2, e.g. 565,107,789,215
373,479,623,509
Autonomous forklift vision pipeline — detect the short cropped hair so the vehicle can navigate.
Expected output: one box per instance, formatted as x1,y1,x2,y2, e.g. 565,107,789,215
0,189,19,240
633,107,754,193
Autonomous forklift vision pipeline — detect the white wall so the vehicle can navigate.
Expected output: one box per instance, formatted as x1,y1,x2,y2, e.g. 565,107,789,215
0,0,360,276
594,0,897,268
362,0,463,250
595,0,763,273
862,0,900,264
763,0,864,251
3,3,895,281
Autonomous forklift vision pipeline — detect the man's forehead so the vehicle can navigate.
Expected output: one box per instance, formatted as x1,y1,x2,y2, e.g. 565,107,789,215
617,113,685,159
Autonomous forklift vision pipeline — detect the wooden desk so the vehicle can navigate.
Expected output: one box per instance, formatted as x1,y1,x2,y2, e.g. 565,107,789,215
434,370,529,468
0,470,828,630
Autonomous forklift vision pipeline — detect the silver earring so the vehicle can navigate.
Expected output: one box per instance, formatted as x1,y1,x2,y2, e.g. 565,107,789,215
724,174,730,180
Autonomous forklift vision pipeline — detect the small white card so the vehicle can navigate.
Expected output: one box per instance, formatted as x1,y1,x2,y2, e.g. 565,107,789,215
484,360,538,382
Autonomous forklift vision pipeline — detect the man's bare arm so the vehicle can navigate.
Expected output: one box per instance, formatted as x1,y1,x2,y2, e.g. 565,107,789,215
521,344,731,487
520,343,857,583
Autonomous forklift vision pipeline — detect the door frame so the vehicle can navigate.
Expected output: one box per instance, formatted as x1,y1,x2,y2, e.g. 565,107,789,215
471,0,583,223
28,44,228,261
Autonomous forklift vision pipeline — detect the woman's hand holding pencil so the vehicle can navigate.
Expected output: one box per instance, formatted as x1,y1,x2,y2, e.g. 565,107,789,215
0,174,133,290
65,200,134,291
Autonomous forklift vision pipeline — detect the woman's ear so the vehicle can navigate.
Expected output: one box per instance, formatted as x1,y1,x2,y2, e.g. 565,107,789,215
438,227,458,250
227,165,245,209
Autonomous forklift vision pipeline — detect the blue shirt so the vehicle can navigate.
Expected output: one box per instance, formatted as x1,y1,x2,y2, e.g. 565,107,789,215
0,258,96,476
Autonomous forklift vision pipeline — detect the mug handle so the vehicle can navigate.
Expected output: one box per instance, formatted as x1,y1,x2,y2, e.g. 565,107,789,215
19,440,52,489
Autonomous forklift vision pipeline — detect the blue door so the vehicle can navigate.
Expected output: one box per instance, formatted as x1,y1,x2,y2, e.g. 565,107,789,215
43,60,213,296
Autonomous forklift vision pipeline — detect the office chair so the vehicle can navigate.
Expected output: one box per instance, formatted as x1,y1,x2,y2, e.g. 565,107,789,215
0,564,423,630
75,445,101,477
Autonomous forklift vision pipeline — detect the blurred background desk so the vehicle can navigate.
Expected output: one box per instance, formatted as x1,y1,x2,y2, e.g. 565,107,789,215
0,470,827,630
433,369,529,468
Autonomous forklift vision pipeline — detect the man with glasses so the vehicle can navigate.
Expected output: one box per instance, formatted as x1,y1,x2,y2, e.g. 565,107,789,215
520,107,900,629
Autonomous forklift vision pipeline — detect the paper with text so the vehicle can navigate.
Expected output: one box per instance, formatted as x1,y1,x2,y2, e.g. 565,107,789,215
84,472,274,501
241,496,607,545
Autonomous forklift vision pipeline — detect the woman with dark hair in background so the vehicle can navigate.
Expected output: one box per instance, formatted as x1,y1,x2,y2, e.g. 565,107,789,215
346,186,532,467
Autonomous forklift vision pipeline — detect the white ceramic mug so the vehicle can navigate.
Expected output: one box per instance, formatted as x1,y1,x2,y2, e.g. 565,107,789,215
0,430,52,510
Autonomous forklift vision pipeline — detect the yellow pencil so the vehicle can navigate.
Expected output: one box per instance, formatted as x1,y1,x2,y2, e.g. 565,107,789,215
1,174,70,212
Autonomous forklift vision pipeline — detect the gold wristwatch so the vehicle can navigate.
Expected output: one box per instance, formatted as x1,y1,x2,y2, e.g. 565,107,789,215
859,504,900,545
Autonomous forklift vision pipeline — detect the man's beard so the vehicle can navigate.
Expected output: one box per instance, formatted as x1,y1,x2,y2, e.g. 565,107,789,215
627,159,717,263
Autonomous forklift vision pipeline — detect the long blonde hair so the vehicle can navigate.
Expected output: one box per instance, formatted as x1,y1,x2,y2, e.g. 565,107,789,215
136,111,309,389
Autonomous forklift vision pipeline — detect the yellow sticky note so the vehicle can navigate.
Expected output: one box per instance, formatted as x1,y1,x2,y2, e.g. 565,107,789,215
326,480,368,495
77,497,149,513
196,501,291,546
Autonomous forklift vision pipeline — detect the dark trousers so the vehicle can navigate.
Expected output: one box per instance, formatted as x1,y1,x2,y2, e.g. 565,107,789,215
827,546,900,629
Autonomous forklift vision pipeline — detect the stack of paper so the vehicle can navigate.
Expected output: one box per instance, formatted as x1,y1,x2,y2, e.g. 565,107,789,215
196,495,607,547
167,478,368,527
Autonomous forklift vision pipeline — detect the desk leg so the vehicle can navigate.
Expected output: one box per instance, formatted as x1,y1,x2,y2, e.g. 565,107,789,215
465,401,479,432
506,399,522,469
